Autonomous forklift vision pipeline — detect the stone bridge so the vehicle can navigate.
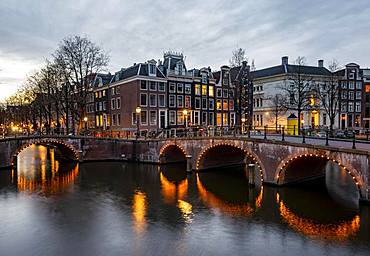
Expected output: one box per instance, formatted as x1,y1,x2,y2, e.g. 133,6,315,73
0,135,369,202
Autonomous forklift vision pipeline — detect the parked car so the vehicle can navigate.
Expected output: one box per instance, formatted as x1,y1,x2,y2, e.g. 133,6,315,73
335,131,346,138
316,131,327,138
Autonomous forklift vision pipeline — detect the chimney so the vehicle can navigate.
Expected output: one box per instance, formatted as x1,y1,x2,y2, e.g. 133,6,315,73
318,59,324,68
282,56,288,65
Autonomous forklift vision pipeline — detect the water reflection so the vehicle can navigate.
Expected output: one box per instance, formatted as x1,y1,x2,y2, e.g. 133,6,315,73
132,190,147,236
196,169,262,217
0,145,369,255
15,144,78,195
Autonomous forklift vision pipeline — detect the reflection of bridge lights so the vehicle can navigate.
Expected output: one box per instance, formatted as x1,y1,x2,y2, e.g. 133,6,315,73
277,193,360,241
17,164,79,195
196,174,259,216
159,172,188,203
178,199,193,223
132,191,147,236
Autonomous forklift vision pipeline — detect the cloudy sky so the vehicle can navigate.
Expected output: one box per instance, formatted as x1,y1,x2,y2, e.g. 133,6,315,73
0,0,369,101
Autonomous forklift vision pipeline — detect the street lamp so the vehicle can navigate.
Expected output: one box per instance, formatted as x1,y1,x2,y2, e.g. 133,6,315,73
183,109,188,137
241,117,246,134
83,117,88,135
136,107,141,139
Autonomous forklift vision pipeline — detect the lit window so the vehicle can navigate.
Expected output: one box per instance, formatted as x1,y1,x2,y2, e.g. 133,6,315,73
209,86,214,97
195,84,201,95
216,100,222,110
202,85,207,95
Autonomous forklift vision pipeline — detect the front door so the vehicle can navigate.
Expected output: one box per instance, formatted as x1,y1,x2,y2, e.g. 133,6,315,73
159,110,166,129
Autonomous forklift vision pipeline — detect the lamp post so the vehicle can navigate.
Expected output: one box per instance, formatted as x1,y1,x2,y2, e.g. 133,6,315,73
241,117,246,135
136,107,141,139
83,117,88,136
183,109,188,137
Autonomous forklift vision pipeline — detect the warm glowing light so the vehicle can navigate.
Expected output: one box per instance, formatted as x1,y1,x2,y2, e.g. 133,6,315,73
160,172,188,203
279,200,360,241
83,116,88,122
178,200,193,222
135,106,142,114
132,191,147,236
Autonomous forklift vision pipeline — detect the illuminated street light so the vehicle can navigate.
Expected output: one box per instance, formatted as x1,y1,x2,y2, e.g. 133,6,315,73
136,107,142,139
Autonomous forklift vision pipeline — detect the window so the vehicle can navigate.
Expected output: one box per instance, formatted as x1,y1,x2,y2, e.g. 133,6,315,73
202,98,207,109
141,110,148,125
158,94,165,107
202,85,207,96
150,110,157,125
356,82,362,89
349,91,354,100
177,111,184,125
229,90,234,98
117,114,120,126
116,98,121,109
349,81,355,89
95,92,99,98
158,82,165,92
223,89,228,98
216,99,222,110
140,93,147,106
169,110,176,125
112,114,116,126
169,83,176,93
230,113,235,126
342,91,347,99
209,99,214,110
355,114,360,127
193,111,200,125
341,104,347,112
185,96,191,108
116,86,120,94
356,102,361,112
169,95,175,107
217,88,222,97
195,97,201,109
348,102,353,112
177,83,183,93
223,99,228,110
348,114,353,127
149,94,157,107
102,90,106,97
103,101,106,111
341,81,347,89
208,86,214,97
111,98,116,110
209,112,214,125
229,100,234,110
185,84,191,94
177,95,184,108
202,75,207,84
149,81,156,91
111,87,115,96
216,113,222,126
356,91,361,99
202,112,207,125
195,84,201,95
149,64,156,75
95,102,99,111
349,72,355,80
141,80,147,90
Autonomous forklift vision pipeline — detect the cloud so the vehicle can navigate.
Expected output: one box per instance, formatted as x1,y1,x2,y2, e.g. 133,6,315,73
0,0,369,100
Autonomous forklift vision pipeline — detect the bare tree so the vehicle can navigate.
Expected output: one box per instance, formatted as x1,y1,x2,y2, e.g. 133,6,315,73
316,60,341,134
53,35,109,133
229,47,247,67
279,56,313,134
269,94,288,132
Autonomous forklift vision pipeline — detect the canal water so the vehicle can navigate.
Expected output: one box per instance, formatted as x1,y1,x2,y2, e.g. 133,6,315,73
0,145,370,256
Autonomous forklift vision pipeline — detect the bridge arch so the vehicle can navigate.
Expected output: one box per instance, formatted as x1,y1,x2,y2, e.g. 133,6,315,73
275,152,364,198
195,142,265,182
12,139,80,166
159,143,188,164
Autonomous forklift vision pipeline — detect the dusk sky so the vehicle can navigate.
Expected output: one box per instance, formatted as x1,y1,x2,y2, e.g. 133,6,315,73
1,0,369,101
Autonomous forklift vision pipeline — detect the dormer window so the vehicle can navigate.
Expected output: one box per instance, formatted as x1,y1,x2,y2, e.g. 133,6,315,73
177,63,183,75
149,64,156,76
202,74,207,84
223,72,229,86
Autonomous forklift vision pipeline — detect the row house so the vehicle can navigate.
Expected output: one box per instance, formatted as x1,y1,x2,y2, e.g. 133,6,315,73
336,63,370,131
108,60,167,137
251,56,333,129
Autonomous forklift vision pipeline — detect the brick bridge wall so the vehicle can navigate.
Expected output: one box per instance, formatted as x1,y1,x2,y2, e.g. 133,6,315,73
1,136,369,201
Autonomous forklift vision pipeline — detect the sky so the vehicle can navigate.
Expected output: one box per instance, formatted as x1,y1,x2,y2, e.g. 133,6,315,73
1,0,370,101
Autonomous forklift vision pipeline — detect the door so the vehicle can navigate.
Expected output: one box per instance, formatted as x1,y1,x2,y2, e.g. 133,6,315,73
159,110,166,129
